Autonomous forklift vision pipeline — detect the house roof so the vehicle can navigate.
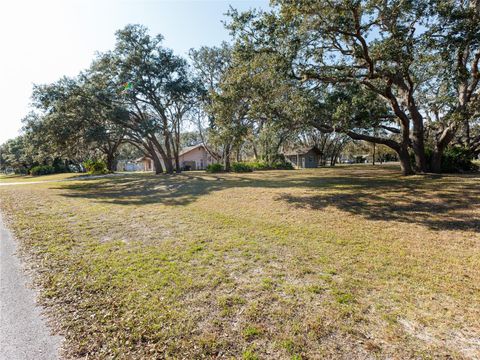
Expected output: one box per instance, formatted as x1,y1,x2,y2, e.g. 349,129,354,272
132,144,218,162
283,145,323,156
179,143,205,156
134,156,152,162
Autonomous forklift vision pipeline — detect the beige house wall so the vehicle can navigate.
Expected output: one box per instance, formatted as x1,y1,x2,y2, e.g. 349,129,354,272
136,145,216,172
142,159,153,171
179,146,214,170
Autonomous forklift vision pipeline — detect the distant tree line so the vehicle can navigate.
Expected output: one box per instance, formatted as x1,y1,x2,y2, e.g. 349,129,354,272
1,0,479,176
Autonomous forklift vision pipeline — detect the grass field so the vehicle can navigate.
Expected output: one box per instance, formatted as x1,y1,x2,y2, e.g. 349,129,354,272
0,166,479,359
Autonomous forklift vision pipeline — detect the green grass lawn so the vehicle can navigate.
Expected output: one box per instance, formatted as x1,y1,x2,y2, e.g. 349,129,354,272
0,166,479,359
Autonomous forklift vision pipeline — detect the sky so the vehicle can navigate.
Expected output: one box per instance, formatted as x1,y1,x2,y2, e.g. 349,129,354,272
0,0,269,144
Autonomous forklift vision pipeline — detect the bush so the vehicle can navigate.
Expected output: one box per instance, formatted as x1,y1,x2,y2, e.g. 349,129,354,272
411,147,478,173
441,147,478,173
83,160,108,175
52,158,70,173
206,163,224,173
231,162,253,173
29,165,55,176
245,161,270,170
243,160,293,170
270,160,294,170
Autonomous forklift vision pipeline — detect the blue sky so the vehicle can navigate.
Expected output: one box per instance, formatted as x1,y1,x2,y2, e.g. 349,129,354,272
0,0,269,144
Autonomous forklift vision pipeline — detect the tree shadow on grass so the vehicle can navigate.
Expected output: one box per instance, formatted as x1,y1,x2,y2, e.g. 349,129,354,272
54,169,480,232
55,173,220,206
278,181,480,232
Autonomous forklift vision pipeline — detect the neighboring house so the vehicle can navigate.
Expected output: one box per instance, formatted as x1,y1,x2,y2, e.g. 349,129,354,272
178,144,216,170
117,160,144,172
344,154,370,164
124,162,144,171
284,146,323,168
134,156,154,171
130,144,217,172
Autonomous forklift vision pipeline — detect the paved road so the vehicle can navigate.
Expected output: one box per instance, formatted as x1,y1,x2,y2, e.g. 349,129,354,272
0,180,68,187
0,213,62,359
0,173,124,187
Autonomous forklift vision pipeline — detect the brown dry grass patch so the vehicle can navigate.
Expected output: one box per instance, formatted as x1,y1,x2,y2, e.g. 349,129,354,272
0,165,479,359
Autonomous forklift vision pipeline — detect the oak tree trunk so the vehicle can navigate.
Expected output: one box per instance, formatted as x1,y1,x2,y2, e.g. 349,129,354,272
106,154,117,172
411,130,427,173
151,151,163,174
398,147,414,176
431,150,442,174
224,143,231,172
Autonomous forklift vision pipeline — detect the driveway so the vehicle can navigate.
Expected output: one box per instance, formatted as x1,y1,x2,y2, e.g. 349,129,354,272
0,172,124,187
0,213,63,359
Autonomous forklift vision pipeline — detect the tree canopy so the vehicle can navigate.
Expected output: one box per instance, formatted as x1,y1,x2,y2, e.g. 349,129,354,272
2,3,479,176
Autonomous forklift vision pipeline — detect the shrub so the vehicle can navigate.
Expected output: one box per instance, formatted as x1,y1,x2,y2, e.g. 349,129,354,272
271,160,294,170
231,162,253,173
243,160,293,170
411,147,478,173
441,147,478,173
29,165,55,176
206,163,224,173
245,161,269,170
83,160,108,175
52,158,70,173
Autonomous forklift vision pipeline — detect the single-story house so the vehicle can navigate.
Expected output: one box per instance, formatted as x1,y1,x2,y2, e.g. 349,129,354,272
131,144,217,172
134,156,154,171
178,144,217,170
284,146,323,168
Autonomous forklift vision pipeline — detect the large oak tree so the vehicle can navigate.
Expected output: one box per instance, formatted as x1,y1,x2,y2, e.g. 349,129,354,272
227,0,480,174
